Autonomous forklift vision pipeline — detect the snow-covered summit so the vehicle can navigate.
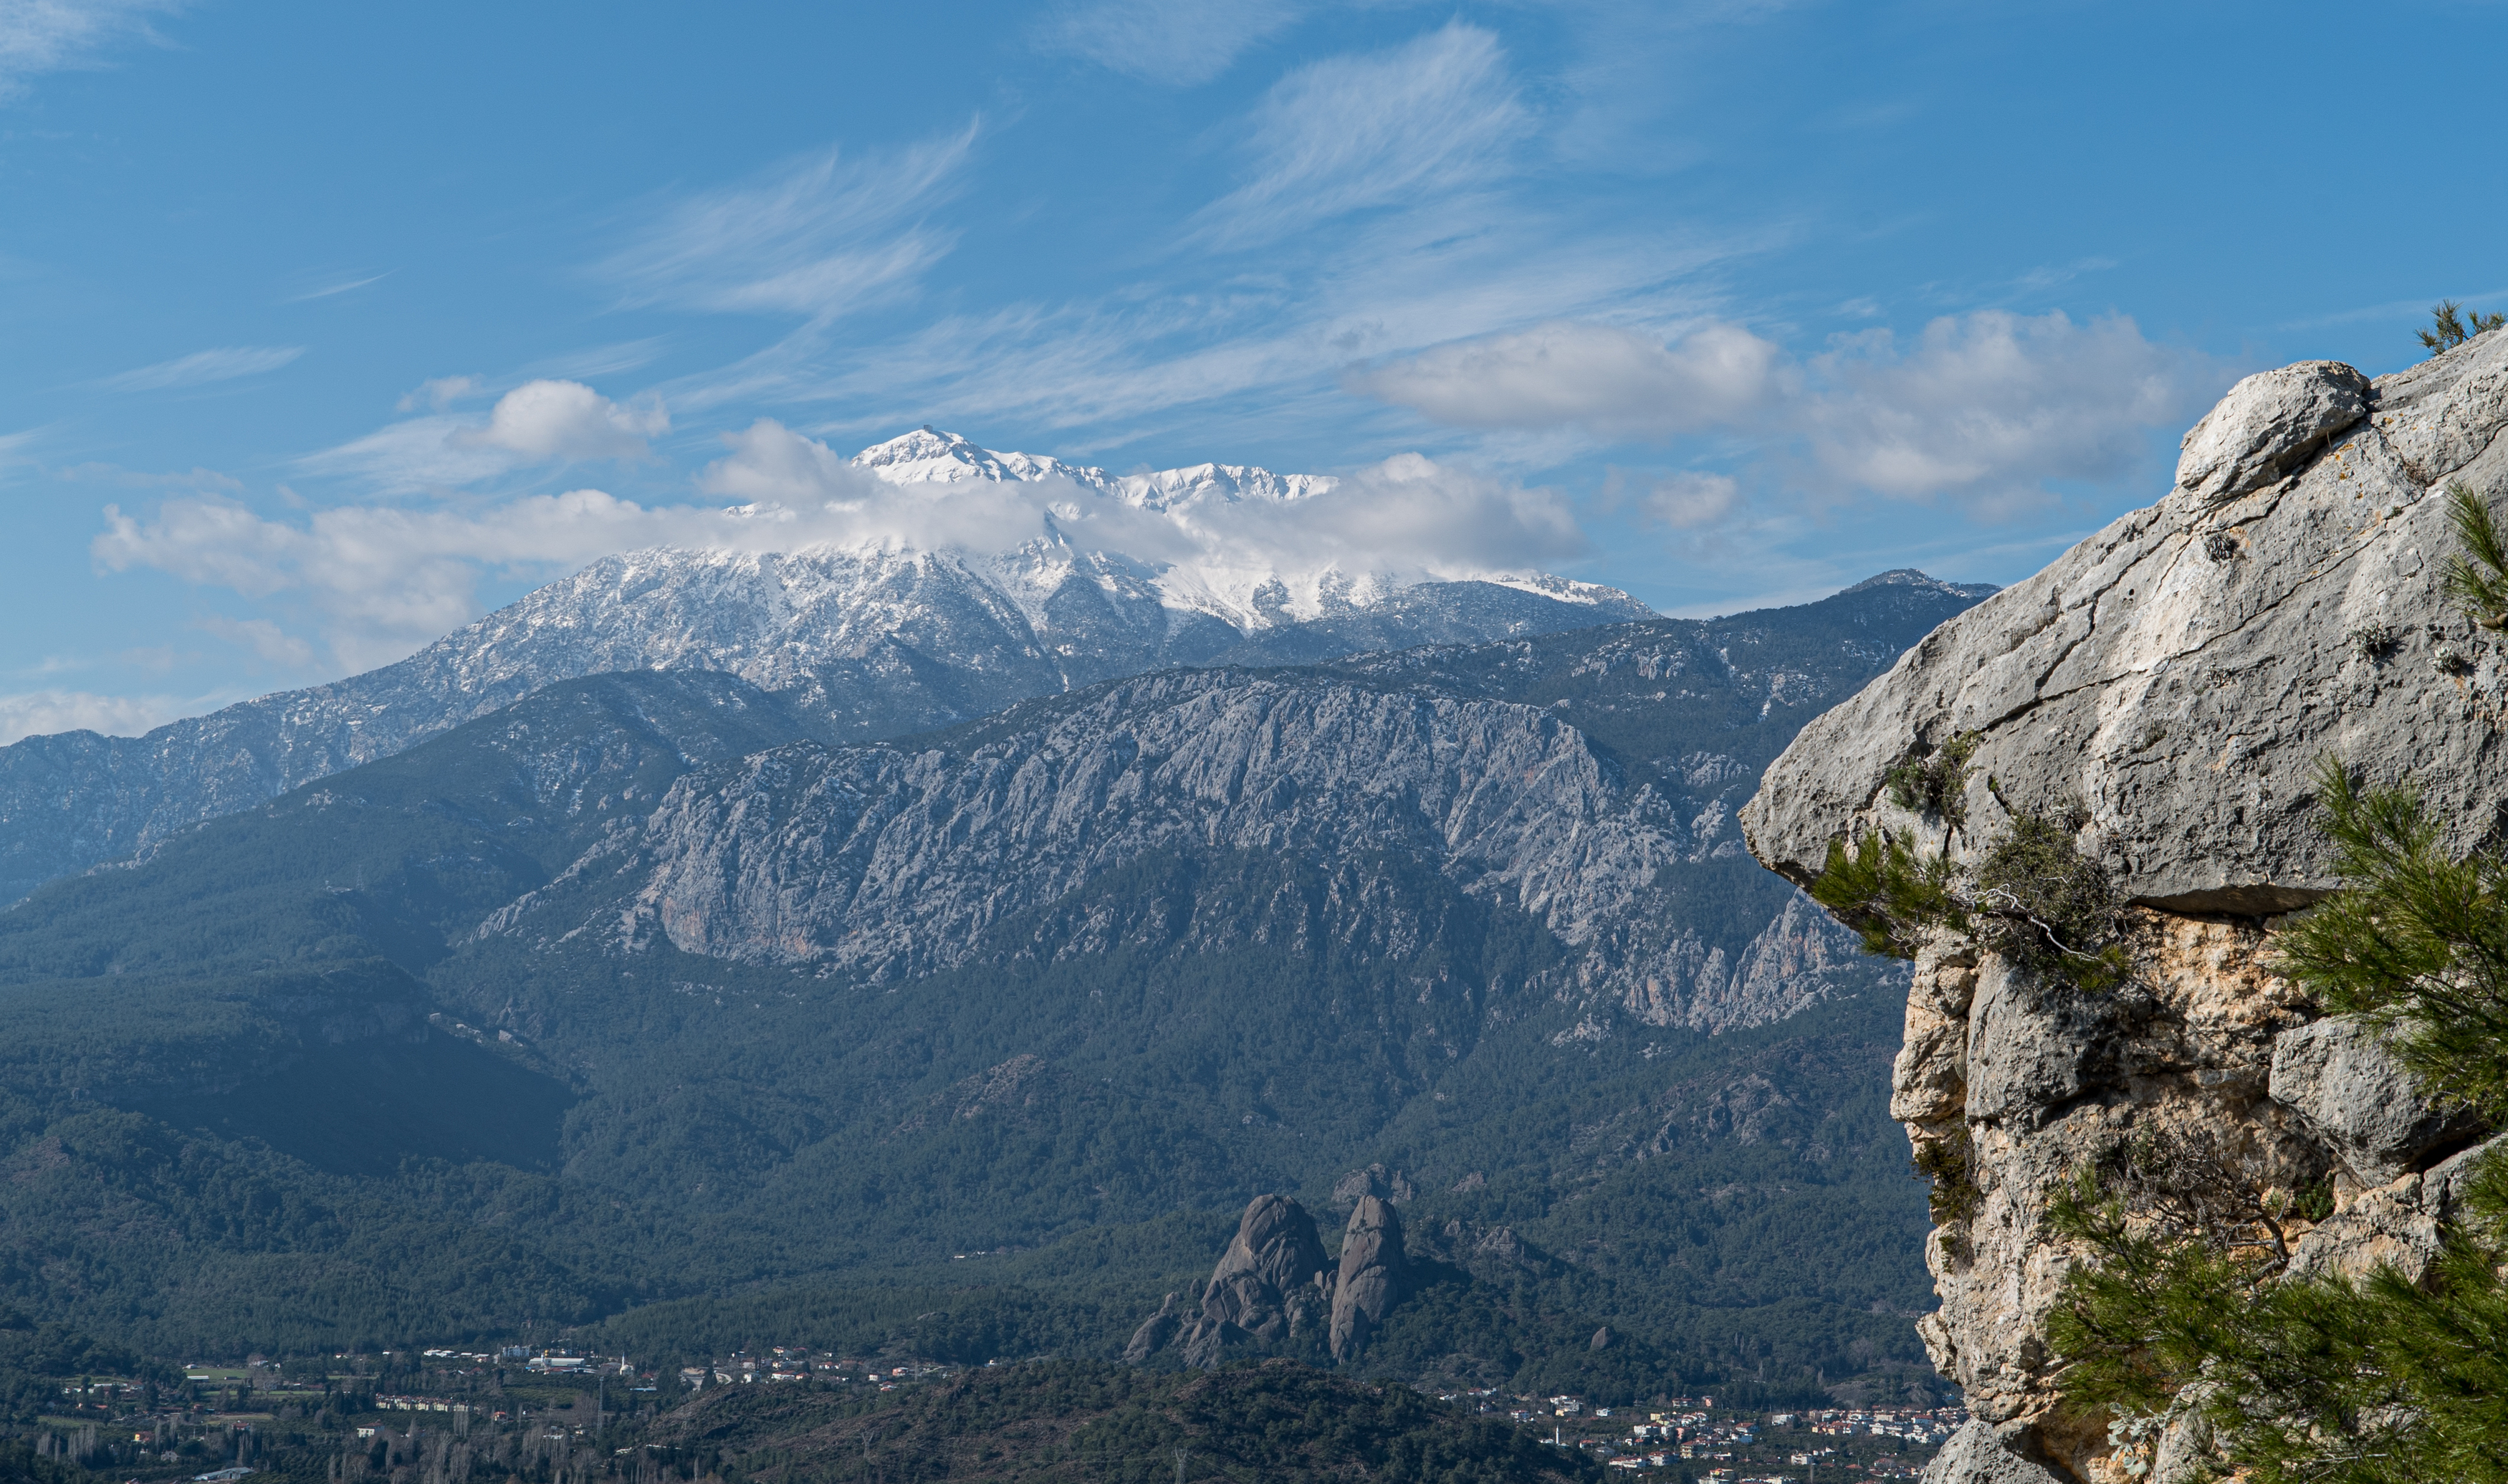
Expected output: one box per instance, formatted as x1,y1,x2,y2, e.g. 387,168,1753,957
851,426,1105,488
848,426,1338,514
833,427,1629,631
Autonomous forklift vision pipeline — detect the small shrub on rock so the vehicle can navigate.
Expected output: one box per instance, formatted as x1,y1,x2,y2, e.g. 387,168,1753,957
2443,482,2508,632
1973,808,2135,994
1882,732,1978,825
2419,299,2505,353
1910,1124,1983,1228
1809,830,1966,959
2049,757,2508,1483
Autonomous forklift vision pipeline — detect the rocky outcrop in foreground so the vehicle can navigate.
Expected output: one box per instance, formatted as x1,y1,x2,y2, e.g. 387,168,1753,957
1127,1190,1413,1366
1743,333,2508,1482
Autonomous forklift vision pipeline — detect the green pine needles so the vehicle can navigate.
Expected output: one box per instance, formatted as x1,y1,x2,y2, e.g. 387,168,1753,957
1809,829,1966,959
1809,800,2132,992
2420,300,2507,353
2277,759,2508,1121
2049,761,2508,1483
2444,482,2508,633
1973,810,2135,995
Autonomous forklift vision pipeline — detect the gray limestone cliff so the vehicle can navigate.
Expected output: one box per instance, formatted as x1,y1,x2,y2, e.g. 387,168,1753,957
1742,333,2508,1483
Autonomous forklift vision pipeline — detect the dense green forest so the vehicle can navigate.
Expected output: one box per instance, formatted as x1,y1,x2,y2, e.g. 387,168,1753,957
643,1359,1606,1483
0,585,1975,1401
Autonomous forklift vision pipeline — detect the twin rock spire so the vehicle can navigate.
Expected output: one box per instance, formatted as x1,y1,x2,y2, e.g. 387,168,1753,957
1124,1191,1412,1367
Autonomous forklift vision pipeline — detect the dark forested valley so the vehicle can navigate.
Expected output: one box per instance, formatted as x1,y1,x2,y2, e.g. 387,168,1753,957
0,573,1986,1483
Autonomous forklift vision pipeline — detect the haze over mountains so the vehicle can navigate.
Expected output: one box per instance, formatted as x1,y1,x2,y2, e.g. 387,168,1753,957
0,429,1647,904
0,456,1992,1402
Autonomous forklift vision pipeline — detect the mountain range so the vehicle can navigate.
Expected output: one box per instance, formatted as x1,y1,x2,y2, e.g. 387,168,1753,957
0,429,1995,1405
0,429,1646,906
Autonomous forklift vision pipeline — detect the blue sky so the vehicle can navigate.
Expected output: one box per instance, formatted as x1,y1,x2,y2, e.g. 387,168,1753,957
3,0,2504,742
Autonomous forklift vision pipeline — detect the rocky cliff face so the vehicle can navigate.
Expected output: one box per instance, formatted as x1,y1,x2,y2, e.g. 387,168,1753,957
480,664,1867,1033
1743,333,2508,1482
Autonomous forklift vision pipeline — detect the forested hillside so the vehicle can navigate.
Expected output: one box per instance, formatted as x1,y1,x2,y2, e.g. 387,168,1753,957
0,575,1982,1403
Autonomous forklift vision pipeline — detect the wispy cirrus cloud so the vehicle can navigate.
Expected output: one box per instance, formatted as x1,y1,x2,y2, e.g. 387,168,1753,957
1190,23,1528,250
287,269,391,302
0,0,181,101
594,124,978,320
1036,0,1306,86
1346,320,1787,437
92,345,304,393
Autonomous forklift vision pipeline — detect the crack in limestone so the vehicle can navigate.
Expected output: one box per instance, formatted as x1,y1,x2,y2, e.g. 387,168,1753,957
1958,492,2387,751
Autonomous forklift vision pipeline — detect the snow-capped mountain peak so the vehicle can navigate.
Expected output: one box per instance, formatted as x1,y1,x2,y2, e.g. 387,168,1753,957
848,428,1337,515
851,426,1104,488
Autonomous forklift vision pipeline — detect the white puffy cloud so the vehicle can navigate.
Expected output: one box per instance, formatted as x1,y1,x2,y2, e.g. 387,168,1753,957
0,688,192,745
596,125,975,320
99,421,1589,672
451,380,666,461
1347,320,1784,436
1037,0,1306,85
1192,23,1528,249
0,0,180,100
93,345,303,392
300,380,666,493
1794,310,2215,507
1354,309,2227,514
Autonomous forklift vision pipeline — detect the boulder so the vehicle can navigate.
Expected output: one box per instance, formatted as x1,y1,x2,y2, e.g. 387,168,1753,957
1919,1422,2065,1484
1329,1195,1412,1362
1123,1293,1184,1364
1743,336,2508,916
2268,1015,2484,1187
1126,1193,1332,1366
2174,360,2370,506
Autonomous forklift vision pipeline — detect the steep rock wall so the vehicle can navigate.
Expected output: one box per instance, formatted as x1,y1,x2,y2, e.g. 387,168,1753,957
1743,333,2508,1483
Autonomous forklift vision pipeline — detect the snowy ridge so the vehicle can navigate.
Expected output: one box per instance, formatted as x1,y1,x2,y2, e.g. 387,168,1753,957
0,429,1656,904
843,428,1614,633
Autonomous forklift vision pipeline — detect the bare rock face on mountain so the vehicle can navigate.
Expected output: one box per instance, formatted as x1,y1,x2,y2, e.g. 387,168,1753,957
1200,1195,1334,1342
1748,341,2508,914
1126,1194,1336,1366
1329,1195,1412,1363
1747,335,2508,1484
482,664,1887,1033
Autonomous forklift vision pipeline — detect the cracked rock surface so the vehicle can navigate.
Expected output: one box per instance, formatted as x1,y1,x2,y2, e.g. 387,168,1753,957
1747,337,2508,1484
1745,334,2508,916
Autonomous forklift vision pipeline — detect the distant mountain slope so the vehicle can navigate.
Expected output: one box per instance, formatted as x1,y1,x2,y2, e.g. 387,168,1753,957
0,571,1987,1389
0,430,1647,905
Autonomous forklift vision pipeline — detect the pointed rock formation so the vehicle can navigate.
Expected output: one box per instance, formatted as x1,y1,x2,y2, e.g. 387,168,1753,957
1127,1193,1334,1366
1328,1195,1412,1363
1201,1192,1332,1341
1122,1293,1184,1364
